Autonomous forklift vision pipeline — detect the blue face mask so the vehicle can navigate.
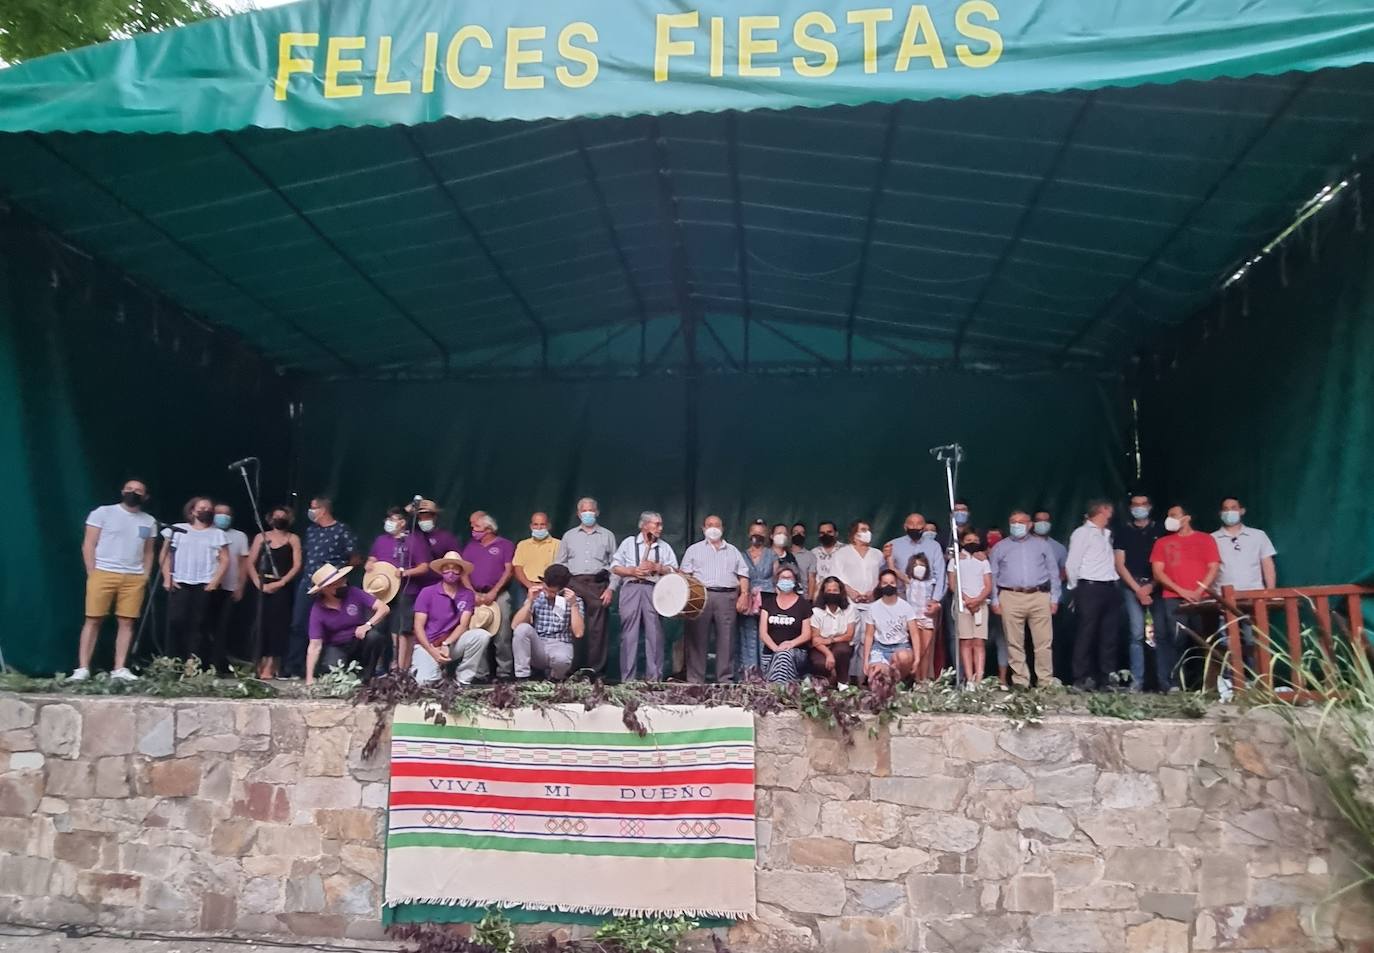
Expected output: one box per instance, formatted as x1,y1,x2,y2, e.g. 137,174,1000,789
777,578,796,593
954,511,970,526
579,512,597,527
213,514,232,530
1009,523,1029,539
1032,521,1051,536
1130,506,1151,520
922,530,936,541
532,528,549,540
1220,510,1241,527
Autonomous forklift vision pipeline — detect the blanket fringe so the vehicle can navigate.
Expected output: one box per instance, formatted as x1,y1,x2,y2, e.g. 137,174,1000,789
384,895,752,920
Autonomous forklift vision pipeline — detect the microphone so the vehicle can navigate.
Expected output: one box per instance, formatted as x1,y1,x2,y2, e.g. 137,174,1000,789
227,456,258,471
413,495,423,503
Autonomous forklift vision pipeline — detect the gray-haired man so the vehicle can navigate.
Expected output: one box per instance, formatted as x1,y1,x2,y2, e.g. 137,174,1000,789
611,511,679,681
555,497,617,675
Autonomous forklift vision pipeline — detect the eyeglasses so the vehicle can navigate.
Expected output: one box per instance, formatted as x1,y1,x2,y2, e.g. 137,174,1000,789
1231,538,1243,552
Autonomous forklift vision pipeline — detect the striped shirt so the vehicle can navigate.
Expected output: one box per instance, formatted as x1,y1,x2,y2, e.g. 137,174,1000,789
680,540,750,589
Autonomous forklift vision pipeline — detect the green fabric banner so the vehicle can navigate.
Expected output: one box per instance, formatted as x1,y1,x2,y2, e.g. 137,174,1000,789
3,0,1373,133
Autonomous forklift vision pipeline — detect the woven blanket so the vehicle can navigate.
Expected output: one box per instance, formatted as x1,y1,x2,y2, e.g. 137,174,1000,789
384,704,756,919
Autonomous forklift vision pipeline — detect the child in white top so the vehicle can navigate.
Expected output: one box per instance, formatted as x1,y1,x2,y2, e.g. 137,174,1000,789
949,532,993,685
905,553,937,683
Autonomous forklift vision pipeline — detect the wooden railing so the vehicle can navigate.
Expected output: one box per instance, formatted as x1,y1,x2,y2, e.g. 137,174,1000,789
1212,584,1373,687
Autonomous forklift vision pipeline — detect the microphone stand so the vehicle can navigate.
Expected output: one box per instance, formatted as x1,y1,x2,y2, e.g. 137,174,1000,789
233,460,273,674
133,521,183,660
931,444,966,687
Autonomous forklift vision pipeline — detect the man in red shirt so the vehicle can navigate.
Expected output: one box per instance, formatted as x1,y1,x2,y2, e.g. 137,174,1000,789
1149,504,1220,693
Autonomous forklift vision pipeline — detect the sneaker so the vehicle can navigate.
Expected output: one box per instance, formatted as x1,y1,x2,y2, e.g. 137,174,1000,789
997,682,1011,693
110,668,138,682
68,667,91,682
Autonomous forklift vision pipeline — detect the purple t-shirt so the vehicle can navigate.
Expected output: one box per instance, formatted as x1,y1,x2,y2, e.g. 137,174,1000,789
368,533,433,595
308,588,378,647
413,582,477,646
421,528,463,584
462,535,515,592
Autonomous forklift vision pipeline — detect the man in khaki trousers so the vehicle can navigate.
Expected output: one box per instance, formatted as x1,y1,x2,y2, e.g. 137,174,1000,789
988,511,1063,688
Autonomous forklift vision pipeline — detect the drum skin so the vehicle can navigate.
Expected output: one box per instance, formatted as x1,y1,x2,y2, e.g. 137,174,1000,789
653,573,707,619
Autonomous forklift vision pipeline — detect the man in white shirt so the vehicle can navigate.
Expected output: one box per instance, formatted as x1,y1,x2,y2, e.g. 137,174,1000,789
1066,499,1121,691
680,516,751,683
1212,496,1277,657
75,479,158,681
610,511,679,681
212,502,252,674
160,497,229,664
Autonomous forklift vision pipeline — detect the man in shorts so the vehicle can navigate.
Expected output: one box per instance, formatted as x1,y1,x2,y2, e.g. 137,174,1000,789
75,479,157,681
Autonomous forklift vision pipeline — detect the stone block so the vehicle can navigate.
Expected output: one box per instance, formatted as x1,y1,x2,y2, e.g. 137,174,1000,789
53,831,107,867
1017,804,1074,840
1094,772,1161,809
1076,809,1168,848
302,704,352,728
1194,904,1308,950
1028,912,1125,952
234,781,291,822
1033,764,1097,807
0,771,43,817
148,758,201,797
278,913,350,938
39,796,68,816
924,914,1028,953
1120,728,1165,773
788,837,853,868
756,870,845,915
845,880,905,914
726,906,819,953
846,726,889,776
1198,853,1249,907
292,776,362,813
339,843,383,881
235,704,272,737
889,735,947,777
1165,725,1218,766
0,857,52,896
976,827,1022,880
80,704,135,757
305,726,351,777
1005,873,1055,913
770,790,821,838
1140,891,1197,921
201,892,237,932
0,697,35,732
852,844,934,880
324,872,378,916
317,808,380,842
255,824,323,858
76,871,141,907
944,722,998,761
360,781,389,810
8,751,43,770
240,876,284,915
758,754,809,791
0,729,35,753
135,707,175,758
211,818,258,856
1159,766,1190,806
1126,918,1189,953
906,813,981,854
1247,873,1328,906
1058,882,1136,910
809,738,846,773
974,762,1030,790
998,726,1078,764
871,775,965,810
809,775,866,801
1040,852,1104,890
37,704,81,758
286,871,326,912
907,873,980,915
755,713,805,754
817,916,910,953
820,801,903,842
95,757,131,797
1104,847,1192,892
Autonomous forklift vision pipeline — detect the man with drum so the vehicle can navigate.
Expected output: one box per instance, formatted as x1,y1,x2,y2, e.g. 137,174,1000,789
679,515,751,683
611,511,678,681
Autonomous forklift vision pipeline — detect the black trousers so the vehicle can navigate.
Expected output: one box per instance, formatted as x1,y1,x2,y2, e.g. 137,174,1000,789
167,584,213,662
207,589,237,674
319,628,389,680
1072,580,1121,685
569,573,610,675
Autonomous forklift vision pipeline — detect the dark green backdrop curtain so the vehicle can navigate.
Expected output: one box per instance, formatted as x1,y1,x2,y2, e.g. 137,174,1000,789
0,209,292,675
1139,205,1374,590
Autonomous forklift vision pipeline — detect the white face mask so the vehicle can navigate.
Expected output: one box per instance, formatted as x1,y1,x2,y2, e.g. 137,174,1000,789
1164,516,1182,532
418,519,435,533
856,530,872,545
772,533,788,547
384,519,402,534
704,527,723,542
912,565,928,580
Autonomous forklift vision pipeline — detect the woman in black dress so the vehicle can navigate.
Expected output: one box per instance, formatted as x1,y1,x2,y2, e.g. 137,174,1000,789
758,565,812,684
246,506,302,679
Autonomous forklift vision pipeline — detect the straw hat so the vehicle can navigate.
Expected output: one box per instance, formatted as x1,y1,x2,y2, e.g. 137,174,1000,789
307,562,352,595
429,550,474,576
470,603,501,635
363,561,401,604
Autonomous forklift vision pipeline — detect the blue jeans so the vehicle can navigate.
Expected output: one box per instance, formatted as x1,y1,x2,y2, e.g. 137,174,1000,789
287,576,311,677
1154,597,1184,691
1121,583,1148,689
735,614,761,679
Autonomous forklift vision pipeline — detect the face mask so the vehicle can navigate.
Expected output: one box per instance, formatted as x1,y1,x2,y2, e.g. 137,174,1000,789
307,508,320,523
441,570,461,585
1221,511,1241,527
856,531,872,545
906,528,922,541
823,592,843,606
750,534,766,546
954,511,970,526
819,533,836,547
1130,506,1151,520
922,530,936,542
777,578,796,593
418,519,435,533
1164,517,1182,532
791,533,806,548
704,527,723,542
579,512,597,527
772,533,788,548
193,509,213,525
213,514,232,530
1009,523,1029,539
962,542,983,554
121,491,144,507
531,528,549,540
271,517,290,530
912,565,928,580
1033,521,1051,536
384,519,402,534
877,584,898,598
472,529,486,540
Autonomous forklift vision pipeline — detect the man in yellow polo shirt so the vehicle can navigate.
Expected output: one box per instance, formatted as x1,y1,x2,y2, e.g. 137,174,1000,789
513,511,560,606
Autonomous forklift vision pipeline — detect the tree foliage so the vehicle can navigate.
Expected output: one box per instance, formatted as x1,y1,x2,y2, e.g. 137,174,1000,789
0,0,220,63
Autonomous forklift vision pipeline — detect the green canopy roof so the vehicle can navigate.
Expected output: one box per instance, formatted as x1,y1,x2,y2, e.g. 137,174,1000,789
1,0,1372,378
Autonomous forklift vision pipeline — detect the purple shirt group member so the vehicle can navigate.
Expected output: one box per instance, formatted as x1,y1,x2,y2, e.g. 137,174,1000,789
413,551,491,685
462,510,516,679
366,505,434,675
304,563,389,686
412,499,462,583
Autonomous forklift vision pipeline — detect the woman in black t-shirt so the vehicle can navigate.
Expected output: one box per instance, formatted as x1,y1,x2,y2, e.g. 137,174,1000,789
758,565,812,684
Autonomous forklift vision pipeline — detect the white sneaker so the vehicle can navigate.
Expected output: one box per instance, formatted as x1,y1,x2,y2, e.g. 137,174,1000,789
110,668,138,682
68,668,90,682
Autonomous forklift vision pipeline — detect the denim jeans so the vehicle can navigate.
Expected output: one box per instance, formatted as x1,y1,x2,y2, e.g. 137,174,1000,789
1121,583,1148,690
735,614,761,679
1154,597,1184,691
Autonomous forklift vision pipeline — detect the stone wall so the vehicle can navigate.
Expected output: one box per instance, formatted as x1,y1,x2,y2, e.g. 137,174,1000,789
1,693,1372,952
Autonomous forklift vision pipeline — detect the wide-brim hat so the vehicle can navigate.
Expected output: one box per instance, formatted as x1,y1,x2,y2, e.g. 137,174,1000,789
363,562,401,604
308,562,353,595
470,604,501,635
429,550,474,576
407,498,442,515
